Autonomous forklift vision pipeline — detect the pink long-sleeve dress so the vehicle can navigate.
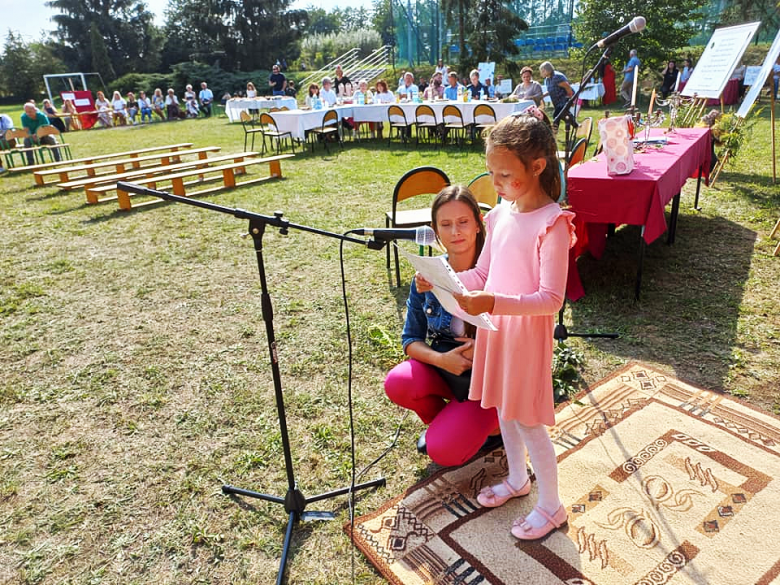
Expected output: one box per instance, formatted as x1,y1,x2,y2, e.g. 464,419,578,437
458,202,576,426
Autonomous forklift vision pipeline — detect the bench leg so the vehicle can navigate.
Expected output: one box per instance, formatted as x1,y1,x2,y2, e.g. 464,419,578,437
269,160,282,178
223,168,236,188
172,177,186,196
118,188,132,211
85,188,99,205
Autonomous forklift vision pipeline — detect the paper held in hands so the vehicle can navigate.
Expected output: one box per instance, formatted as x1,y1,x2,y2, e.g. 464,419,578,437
398,246,498,331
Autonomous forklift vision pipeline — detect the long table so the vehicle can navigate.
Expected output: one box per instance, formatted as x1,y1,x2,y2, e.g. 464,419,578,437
226,97,298,122
268,100,536,140
566,127,711,300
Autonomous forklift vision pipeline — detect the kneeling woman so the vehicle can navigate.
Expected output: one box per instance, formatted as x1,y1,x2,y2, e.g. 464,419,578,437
384,186,500,467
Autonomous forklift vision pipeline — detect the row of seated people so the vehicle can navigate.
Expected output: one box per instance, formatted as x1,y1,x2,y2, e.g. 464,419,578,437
93,85,212,127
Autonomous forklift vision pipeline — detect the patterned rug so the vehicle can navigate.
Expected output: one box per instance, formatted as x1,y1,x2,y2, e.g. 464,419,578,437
347,362,780,584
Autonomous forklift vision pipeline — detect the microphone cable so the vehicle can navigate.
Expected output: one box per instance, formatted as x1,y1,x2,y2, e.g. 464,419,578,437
339,232,411,584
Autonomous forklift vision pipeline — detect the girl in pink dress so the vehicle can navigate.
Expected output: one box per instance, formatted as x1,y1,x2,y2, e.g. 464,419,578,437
417,113,575,540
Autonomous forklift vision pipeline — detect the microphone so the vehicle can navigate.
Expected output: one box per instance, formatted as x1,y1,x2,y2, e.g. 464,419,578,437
354,226,437,245
593,16,646,49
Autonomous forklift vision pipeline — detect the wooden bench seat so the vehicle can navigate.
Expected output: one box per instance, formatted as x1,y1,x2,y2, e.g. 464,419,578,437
9,143,194,174
36,146,220,186
117,154,295,210
82,152,260,204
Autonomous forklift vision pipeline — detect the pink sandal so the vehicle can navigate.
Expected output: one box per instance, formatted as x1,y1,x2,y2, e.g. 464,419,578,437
511,505,568,540
476,478,531,508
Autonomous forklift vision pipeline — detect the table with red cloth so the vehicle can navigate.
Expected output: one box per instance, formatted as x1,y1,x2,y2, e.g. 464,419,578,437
566,127,711,301
707,78,741,106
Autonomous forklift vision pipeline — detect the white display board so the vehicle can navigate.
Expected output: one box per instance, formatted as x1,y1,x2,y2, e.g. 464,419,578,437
478,62,495,83
682,22,760,99
737,27,780,118
497,79,513,94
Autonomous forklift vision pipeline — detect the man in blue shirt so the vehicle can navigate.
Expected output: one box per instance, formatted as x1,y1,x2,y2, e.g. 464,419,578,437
539,61,573,134
444,71,461,100
621,49,641,105
198,82,213,117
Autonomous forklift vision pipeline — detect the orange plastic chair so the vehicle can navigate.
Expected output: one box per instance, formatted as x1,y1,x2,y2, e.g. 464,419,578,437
385,166,450,287
467,172,499,210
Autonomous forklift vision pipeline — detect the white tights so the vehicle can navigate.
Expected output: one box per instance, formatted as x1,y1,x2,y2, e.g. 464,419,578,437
494,413,561,529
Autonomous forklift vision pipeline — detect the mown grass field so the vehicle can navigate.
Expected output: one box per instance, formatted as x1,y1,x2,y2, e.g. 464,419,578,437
1,100,779,584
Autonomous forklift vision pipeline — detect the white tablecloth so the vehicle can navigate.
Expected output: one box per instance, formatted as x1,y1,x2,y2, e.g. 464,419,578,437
226,97,298,122
268,100,536,140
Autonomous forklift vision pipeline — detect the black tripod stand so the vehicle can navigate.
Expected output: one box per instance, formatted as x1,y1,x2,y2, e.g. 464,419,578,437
117,183,386,585
552,46,620,344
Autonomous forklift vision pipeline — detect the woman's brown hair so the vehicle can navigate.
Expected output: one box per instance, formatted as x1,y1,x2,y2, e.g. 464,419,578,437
376,79,389,93
485,115,561,203
430,185,486,265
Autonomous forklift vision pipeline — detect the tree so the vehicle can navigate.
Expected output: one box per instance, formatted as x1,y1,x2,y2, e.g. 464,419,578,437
0,31,67,100
371,0,396,48
47,0,161,77
469,1,527,69
440,0,474,66
90,23,116,81
304,6,342,35
573,0,708,75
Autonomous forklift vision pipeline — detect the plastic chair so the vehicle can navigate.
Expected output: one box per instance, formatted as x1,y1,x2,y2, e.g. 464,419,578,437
3,128,46,166
239,111,263,152
258,113,295,155
442,105,468,147
310,109,342,153
388,105,413,146
566,137,588,172
473,104,497,138
385,166,450,287
467,173,499,210
36,125,72,161
414,105,440,147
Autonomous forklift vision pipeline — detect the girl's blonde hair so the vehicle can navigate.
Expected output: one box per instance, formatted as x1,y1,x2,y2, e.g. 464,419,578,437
486,115,561,203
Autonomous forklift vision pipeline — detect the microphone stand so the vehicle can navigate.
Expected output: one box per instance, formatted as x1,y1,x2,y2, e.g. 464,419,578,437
116,183,386,585
552,48,620,344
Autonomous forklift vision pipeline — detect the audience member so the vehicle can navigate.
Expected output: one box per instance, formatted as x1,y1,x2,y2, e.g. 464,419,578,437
600,58,617,105
484,78,495,98
397,72,419,99
539,61,573,134
305,83,320,108
151,88,166,121
94,91,112,128
199,82,213,117
434,59,448,79
246,82,257,98
320,77,337,106
621,49,641,105
466,69,486,99
21,102,60,164
444,71,462,100
62,99,80,131
137,91,153,123
512,66,543,105
41,99,66,133
165,88,181,120
660,60,680,99
111,91,128,126
424,77,444,100
285,80,298,98
185,94,199,118
269,64,287,96
333,65,350,95
681,59,694,84
126,92,139,123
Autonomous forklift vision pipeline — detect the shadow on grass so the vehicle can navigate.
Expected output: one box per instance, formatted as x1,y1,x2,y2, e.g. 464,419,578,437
569,212,756,393
713,170,780,208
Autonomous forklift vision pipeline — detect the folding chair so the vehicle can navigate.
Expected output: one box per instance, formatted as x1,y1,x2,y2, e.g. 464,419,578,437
239,111,263,152
442,105,468,147
414,105,440,147
310,109,342,153
467,173,499,211
473,104,498,138
36,125,72,161
258,113,295,155
385,166,450,287
388,105,413,146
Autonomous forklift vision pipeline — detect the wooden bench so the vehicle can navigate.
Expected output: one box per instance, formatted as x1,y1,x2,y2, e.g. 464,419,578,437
36,147,220,187
116,154,295,210
82,152,260,204
8,143,194,174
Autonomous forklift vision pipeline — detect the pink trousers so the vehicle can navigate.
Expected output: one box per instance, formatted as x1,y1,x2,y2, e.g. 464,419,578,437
384,359,498,467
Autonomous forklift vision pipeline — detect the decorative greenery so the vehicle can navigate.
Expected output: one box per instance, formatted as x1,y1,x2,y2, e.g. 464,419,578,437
553,344,585,403
711,110,762,165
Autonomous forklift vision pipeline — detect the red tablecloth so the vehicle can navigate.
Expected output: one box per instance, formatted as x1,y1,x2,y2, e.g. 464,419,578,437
566,127,711,300
707,78,740,106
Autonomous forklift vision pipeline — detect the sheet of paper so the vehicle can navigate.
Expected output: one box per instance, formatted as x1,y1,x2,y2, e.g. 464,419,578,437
398,247,497,331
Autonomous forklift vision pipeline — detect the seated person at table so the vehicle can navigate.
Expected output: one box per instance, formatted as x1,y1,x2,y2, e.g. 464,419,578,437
385,185,500,466
467,69,486,99
61,99,80,131
111,91,128,125
285,80,297,98
512,67,544,105
21,102,60,165
305,83,320,108
319,77,337,106
660,60,679,99
444,71,462,100
41,99,66,133
354,79,373,103
137,92,153,123
151,88,166,121
374,79,394,104
126,92,139,123
424,77,444,100
246,82,258,98
94,91,112,128
397,72,419,99
484,78,495,98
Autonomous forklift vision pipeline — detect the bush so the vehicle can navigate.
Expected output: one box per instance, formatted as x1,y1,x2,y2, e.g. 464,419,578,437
300,29,382,69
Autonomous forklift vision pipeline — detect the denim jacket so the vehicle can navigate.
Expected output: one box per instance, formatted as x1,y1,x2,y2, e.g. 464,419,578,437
401,279,459,353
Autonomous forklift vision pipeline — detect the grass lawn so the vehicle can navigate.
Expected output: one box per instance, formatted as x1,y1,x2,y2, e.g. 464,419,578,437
1,102,779,584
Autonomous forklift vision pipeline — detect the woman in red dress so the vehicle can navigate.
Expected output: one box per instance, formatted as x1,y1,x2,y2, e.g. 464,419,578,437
601,58,617,105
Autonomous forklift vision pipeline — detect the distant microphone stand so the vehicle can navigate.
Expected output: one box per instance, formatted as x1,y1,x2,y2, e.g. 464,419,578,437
552,47,620,344
116,183,386,585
